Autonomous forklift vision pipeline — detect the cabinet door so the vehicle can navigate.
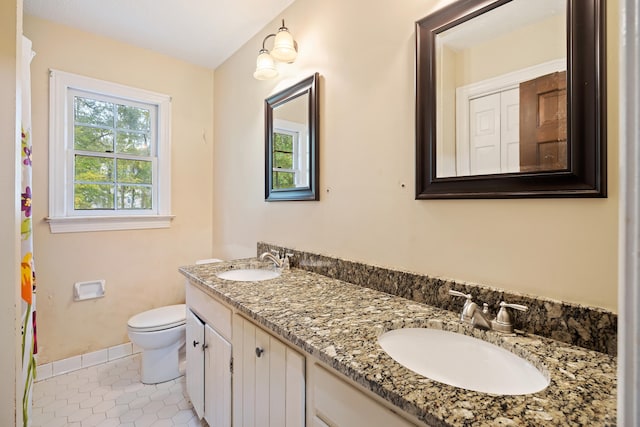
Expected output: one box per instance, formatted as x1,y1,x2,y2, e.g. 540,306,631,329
204,324,232,427
186,309,205,419
233,315,305,427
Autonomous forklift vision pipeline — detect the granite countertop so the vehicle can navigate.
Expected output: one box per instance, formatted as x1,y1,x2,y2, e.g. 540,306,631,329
179,259,617,427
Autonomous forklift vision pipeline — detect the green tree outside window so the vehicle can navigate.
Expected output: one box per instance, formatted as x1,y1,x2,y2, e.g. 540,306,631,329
73,96,153,210
273,132,295,189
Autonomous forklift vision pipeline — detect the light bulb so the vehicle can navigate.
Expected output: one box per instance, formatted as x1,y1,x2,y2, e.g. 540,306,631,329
271,29,297,63
253,50,278,80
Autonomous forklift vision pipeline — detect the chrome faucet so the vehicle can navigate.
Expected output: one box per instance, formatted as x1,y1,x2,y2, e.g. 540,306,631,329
259,249,292,270
449,290,528,334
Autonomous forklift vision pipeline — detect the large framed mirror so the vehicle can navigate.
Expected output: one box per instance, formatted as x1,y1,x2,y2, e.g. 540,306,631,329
415,0,606,198
265,73,319,201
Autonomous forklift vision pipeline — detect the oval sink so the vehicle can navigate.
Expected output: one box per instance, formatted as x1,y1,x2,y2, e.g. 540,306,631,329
378,328,549,395
216,269,280,282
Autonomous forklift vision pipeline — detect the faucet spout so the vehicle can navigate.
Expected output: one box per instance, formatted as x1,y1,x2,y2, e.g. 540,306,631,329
469,303,492,330
449,290,529,334
259,252,283,268
449,290,493,330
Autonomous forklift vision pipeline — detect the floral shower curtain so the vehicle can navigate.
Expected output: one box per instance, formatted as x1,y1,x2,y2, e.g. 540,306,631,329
20,35,36,427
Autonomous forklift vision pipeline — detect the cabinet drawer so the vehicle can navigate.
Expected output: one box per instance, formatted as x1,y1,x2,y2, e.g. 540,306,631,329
313,364,416,427
186,281,232,340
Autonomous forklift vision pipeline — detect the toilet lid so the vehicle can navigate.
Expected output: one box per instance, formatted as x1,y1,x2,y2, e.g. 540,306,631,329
127,304,186,332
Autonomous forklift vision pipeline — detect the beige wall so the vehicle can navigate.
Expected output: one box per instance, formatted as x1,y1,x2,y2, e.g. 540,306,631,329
24,16,215,363
1,1,23,424
213,0,619,311
455,14,566,87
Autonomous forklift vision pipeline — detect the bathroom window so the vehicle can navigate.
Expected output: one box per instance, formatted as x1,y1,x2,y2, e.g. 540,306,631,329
272,119,308,190
272,130,296,189
48,70,173,233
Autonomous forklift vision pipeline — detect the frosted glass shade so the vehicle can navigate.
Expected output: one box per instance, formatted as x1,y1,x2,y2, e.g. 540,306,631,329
253,51,278,80
271,30,297,63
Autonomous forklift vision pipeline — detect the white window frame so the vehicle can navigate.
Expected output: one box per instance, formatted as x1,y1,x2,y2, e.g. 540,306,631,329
273,119,309,188
47,69,173,233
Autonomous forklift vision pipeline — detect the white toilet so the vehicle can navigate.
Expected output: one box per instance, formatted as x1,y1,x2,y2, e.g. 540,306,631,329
127,304,186,384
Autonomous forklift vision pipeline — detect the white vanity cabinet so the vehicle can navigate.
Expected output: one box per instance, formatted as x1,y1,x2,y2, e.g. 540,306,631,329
185,280,418,427
232,314,306,427
186,283,232,427
310,363,417,427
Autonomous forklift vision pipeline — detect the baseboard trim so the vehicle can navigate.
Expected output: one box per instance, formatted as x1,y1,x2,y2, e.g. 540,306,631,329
35,342,142,382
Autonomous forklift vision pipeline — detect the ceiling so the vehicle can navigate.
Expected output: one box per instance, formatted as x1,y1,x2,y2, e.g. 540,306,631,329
439,0,565,50
23,0,297,69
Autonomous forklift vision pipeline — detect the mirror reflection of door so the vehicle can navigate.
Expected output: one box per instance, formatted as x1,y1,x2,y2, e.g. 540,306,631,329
435,0,567,178
466,70,567,175
469,88,519,175
271,94,309,191
520,71,567,172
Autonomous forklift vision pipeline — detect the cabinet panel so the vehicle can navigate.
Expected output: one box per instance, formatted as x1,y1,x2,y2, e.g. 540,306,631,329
268,338,286,426
238,318,255,427
313,364,415,427
186,309,205,419
233,315,305,427
255,327,271,424
186,282,232,340
204,324,232,427
285,349,305,426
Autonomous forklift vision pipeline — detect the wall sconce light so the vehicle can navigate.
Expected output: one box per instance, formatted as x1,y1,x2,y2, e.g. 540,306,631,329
253,19,298,80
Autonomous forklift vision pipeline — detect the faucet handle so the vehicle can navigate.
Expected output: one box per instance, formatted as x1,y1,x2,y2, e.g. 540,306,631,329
448,290,472,300
500,302,528,312
270,248,281,258
492,301,528,333
280,253,293,270
448,290,474,322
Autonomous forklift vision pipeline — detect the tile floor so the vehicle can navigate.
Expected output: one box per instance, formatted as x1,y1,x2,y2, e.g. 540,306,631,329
32,354,207,427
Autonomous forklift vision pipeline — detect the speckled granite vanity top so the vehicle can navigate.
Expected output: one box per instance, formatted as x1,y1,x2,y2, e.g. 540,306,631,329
179,259,617,426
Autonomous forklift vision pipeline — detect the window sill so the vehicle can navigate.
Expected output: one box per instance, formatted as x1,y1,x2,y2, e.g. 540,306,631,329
45,215,175,233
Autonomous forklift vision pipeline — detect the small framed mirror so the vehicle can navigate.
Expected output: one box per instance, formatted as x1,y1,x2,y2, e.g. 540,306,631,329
265,73,319,201
415,0,606,198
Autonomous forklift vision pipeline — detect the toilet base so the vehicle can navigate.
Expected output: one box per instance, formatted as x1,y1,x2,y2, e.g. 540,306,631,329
140,339,185,384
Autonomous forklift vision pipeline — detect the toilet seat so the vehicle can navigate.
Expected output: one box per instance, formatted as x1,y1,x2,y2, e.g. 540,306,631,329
127,304,186,332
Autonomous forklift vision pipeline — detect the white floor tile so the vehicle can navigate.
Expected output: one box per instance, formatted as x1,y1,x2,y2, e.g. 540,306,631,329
157,404,180,419
150,418,173,427
135,412,160,427
171,409,195,424
54,402,79,418
82,412,107,427
95,419,121,427
119,408,143,423
32,354,205,427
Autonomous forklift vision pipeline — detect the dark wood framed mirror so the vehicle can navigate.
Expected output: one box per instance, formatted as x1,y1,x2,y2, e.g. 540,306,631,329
265,73,319,201
415,0,606,199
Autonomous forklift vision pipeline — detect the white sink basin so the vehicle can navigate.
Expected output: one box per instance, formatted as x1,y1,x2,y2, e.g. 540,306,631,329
378,328,549,395
216,269,280,282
